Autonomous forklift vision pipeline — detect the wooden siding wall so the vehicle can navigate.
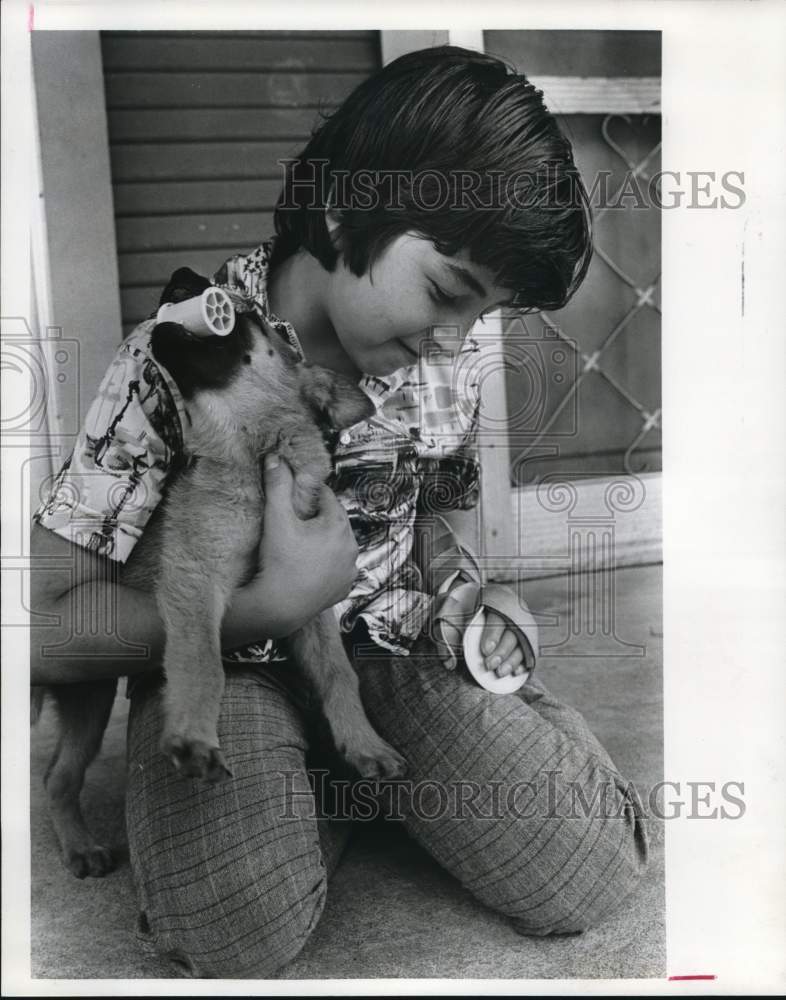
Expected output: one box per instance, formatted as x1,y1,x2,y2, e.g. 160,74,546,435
100,31,380,335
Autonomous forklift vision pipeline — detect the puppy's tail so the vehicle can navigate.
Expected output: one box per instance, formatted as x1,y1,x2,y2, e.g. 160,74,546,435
30,686,46,726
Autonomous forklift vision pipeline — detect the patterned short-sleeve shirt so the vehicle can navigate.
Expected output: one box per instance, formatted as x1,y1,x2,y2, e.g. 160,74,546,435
34,238,482,658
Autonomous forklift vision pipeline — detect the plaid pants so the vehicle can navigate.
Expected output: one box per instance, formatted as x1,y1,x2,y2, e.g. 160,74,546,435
126,633,648,978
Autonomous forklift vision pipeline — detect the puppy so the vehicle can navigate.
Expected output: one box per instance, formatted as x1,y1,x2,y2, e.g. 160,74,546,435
35,268,406,878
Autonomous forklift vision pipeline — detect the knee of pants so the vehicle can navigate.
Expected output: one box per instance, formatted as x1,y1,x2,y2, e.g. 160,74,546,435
145,861,328,979
126,672,329,978
508,811,649,937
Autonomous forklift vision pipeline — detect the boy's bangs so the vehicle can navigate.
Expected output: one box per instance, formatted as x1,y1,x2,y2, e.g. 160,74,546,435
274,45,593,312
344,176,593,314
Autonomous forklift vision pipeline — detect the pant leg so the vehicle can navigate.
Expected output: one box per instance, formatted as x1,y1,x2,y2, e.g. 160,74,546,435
356,633,649,936
125,666,351,978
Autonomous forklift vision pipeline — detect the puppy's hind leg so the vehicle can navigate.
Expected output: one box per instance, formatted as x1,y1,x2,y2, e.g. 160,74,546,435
43,679,118,878
289,614,407,780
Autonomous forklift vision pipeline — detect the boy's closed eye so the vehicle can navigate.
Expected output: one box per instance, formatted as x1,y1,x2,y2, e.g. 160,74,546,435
426,285,506,332
426,263,513,323
427,279,461,307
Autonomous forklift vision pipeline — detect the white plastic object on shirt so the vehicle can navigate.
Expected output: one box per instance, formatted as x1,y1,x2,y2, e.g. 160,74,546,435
156,287,236,338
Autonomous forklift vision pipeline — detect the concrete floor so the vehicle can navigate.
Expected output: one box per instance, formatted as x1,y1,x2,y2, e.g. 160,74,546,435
30,564,664,980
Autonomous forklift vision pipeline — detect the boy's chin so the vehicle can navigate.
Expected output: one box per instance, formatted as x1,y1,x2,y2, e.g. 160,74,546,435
339,339,417,378
364,359,414,377
361,349,420,377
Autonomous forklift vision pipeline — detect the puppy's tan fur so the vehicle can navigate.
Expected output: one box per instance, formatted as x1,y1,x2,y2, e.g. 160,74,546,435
37,310,405,878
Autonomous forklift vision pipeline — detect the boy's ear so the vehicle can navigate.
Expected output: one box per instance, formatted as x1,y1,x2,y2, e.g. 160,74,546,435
299,364,375,431
325,206,342,237
324,182,344,248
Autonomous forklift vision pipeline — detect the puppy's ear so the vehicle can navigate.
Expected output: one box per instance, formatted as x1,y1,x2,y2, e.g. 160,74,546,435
159,267,212,306
299,365,376,431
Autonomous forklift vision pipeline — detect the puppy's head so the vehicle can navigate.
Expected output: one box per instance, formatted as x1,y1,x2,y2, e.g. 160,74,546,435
151,267,375,447
298,364,376,438
152,266,297,401
150,313,277,400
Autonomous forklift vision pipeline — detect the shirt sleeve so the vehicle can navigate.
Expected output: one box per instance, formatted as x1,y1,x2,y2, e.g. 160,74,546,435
211,249,262,310
33,324,186,562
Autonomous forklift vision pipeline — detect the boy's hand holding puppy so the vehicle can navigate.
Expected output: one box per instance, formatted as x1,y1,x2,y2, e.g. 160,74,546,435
219,453,358,650
247,453,359,635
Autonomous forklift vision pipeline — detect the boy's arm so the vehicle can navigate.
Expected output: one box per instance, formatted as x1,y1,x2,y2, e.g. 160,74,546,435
412,507,482,672
413,507,534,679
425,507,479,555
30,458,360,685
412,507,480,592
29,522,295,685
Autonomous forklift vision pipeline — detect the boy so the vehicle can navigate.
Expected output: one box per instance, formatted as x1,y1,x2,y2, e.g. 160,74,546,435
31,46,647,977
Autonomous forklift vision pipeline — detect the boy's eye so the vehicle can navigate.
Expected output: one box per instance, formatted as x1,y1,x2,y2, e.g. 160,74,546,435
428,280,459,307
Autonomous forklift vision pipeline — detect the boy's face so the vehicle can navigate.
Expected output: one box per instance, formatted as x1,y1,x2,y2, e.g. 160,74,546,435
323,232,514,377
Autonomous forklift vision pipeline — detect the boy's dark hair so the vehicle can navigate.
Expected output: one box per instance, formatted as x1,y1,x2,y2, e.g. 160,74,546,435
273,45,592,312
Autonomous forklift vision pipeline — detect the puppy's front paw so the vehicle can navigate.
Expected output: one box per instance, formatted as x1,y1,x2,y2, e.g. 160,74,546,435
342,733,407,781
161,734,233,784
